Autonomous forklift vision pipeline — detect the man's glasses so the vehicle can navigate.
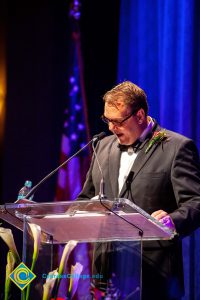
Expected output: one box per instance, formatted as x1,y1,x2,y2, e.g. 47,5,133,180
101,111,137,127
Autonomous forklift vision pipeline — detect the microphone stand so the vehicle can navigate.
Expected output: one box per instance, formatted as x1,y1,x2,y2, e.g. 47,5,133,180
24,132,106,200
6,132,107,225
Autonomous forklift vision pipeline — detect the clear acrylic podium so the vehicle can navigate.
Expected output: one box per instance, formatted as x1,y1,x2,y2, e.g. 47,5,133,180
0,198,175,299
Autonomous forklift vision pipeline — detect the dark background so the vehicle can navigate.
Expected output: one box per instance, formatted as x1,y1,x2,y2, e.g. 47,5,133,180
0,0,120,204
0,1,120,298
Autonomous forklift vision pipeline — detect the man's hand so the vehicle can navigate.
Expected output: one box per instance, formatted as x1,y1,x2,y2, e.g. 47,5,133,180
151,210,176,231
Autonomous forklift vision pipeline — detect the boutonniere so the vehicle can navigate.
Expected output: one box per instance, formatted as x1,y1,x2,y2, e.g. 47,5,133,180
145,130,167,153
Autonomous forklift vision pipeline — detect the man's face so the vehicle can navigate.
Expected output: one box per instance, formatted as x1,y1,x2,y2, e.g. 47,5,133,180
104,101,143,145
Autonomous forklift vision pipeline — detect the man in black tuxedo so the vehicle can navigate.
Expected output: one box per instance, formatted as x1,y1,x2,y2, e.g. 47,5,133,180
78,81,200,300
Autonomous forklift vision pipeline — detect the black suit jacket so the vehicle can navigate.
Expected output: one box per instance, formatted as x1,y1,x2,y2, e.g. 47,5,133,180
78,123,200,299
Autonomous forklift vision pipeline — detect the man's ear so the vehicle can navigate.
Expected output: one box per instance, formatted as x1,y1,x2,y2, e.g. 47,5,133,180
136,108,145,124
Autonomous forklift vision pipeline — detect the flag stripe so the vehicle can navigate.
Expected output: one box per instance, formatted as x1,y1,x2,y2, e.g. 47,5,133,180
54,1,91,298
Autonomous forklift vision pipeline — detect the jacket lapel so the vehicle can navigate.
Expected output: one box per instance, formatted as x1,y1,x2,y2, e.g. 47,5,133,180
130,138,158,179
119,123,163,197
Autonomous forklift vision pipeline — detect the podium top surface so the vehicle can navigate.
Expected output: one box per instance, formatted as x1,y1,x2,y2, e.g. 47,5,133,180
0,198,176,243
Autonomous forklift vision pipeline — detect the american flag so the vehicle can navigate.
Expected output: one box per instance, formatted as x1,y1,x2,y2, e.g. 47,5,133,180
55,1,90,202
55,73,91,201
54,0,91,298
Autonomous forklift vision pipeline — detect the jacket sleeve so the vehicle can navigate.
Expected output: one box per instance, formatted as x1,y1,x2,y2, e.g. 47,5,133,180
170,139,200,236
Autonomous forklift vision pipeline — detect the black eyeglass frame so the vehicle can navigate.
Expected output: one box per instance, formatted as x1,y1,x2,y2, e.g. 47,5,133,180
101,110,138,127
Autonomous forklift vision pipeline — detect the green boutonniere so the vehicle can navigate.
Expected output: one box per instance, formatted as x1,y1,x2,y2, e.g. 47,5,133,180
145,130,167,153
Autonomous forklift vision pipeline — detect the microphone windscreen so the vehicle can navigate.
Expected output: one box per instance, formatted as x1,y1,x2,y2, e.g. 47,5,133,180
93,132,106,141
126,171,134,184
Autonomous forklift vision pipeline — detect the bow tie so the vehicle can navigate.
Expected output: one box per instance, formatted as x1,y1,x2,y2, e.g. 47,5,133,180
118,139,141,152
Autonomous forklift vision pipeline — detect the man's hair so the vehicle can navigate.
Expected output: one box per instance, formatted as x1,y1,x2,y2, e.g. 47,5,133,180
103,81,149,115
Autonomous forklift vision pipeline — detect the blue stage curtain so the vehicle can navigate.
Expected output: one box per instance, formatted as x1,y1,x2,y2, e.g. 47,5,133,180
118,1,200,299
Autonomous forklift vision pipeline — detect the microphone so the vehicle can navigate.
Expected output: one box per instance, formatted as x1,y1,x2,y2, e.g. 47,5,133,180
23,132,106,200
93,132,106,142
120,171,134,200
125,171,134,195
126,171,134,187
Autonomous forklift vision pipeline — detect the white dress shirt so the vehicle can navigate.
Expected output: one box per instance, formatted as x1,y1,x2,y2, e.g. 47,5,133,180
118,117,154,194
